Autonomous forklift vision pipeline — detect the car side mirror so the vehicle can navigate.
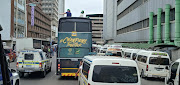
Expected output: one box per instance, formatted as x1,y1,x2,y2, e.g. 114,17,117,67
165,66,169,70
11,69,16,73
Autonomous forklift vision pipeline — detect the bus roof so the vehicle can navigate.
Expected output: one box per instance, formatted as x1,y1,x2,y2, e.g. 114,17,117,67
59,17,91,21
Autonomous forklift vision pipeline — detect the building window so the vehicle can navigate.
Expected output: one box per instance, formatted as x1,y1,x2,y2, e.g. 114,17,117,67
117,0,147,20
117,0,123,6
153,15,157,25
170,8,175,21
161,12,165,23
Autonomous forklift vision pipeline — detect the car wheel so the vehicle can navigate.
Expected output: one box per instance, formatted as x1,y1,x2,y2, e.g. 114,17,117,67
141,70,145,78
19,72,24,78
49,66,51,72
41,68,46,78
15,80,19,85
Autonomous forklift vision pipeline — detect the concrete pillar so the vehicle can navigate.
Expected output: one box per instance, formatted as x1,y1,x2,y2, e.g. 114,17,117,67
165,4,171,44
156,8,162,44
175,0,180,46
149,12,154,44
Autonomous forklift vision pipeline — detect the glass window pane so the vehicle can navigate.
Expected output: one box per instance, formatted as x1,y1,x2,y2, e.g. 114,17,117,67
92,65,138,83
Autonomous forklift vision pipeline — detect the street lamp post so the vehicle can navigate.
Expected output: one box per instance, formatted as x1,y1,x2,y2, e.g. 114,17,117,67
16,0,19,39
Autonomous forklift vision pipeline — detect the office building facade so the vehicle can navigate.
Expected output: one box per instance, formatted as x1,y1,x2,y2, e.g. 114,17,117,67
41,0,59,42
103,0,180,46
87,14,104,44
27,0,51,39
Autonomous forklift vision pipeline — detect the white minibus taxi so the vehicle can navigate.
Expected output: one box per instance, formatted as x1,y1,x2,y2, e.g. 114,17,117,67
106,47,124,57
165,58,180,85
78,56,141,85
124,49,141,60
136,50,170,78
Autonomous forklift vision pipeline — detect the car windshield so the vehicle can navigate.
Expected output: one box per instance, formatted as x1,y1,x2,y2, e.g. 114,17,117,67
149,57,170,65
92,65,138,83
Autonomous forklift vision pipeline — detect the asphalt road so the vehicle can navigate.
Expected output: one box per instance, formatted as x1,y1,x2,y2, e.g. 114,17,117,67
10,54,164,85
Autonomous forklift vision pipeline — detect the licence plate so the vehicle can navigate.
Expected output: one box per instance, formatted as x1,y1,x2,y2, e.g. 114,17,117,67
26,65,32,67
25,70,33,72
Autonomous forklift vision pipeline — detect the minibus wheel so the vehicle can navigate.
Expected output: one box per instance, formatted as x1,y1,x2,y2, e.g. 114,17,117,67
141,70,145,78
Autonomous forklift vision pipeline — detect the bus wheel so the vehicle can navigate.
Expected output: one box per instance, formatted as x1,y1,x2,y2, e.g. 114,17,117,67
169,82,174,85
19,72,24,78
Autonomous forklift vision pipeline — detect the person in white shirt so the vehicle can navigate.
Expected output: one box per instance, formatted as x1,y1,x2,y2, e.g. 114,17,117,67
79,10,84,17
75,61,83,78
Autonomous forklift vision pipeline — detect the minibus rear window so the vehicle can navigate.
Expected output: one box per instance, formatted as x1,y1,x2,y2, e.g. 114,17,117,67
92,65,138,83
24,54,34,60
149,57,169,65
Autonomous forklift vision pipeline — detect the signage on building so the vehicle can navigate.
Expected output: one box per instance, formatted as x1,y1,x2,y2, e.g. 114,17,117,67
31,6,34,26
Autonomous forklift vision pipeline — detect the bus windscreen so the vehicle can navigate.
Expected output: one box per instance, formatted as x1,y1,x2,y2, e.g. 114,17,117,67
60,22,90,32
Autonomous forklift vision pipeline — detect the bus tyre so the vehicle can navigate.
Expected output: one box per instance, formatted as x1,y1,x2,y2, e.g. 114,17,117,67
141,70,145,78
168,82,174,85
19,72,24,78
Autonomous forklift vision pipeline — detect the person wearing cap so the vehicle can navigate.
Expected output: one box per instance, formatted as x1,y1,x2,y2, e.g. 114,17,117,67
79,10,84,17
59,9,72,17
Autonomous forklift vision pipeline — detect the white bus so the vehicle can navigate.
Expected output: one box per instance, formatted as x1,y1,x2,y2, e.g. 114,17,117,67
136,50,170,78
79,56,141,85
124,49,141,60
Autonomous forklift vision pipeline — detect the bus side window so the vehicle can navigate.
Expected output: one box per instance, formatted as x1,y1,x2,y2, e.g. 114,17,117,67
171,62,179,79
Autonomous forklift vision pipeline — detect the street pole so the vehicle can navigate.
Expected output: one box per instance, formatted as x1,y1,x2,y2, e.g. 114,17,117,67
25,0,27,38
16,0,19,38
51,1,53,50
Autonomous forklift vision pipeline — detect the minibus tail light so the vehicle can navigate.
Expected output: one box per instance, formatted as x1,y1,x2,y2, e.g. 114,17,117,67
88,83,90,85
112,63,119,64
146,65,148,71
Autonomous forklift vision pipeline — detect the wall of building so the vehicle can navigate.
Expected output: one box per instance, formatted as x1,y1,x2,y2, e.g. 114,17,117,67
103,0,116,41
104,0,176,43
87,14,104,44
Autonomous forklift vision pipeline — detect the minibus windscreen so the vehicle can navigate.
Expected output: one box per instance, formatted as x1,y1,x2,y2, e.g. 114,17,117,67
149,57,169,65
92,65,138,83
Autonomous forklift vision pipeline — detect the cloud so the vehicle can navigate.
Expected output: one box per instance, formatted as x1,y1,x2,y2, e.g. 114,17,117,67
65,0,103,17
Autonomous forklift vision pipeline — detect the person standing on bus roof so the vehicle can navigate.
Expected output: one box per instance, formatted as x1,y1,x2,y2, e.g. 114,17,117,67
59,9,72,17
79,10,84,17
75,61,83,78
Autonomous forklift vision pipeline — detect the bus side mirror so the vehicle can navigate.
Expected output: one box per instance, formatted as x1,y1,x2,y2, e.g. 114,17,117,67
165,66,169,70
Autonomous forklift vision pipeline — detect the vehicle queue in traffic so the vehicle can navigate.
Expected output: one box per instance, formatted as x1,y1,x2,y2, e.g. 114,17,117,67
90,44,179,85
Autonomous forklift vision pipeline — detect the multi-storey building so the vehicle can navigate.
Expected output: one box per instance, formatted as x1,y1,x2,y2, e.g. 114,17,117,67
87,14,104,44
0,0,26,47
103,0,180,46
41,0,59,42
27,0,51,40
